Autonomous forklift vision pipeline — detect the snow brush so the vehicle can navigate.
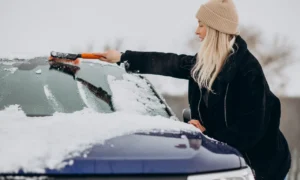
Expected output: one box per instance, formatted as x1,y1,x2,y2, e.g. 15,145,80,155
48,51,104,65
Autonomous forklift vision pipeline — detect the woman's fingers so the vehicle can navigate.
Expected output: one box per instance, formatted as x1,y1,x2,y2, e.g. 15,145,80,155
99,56,108,61
189,120,201,129
199,125,206,132
92,52,107,57
93,52,109,62
195,123,202,130
92,50,121,63
188,120,205,132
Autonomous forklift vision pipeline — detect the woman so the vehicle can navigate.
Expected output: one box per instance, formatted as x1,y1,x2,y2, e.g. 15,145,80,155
96,0,291,179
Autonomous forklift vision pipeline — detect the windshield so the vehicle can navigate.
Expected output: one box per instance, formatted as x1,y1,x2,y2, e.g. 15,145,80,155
0,57,171,118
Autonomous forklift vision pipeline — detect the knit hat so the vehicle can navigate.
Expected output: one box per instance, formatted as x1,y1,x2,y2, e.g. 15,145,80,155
196,0,239,35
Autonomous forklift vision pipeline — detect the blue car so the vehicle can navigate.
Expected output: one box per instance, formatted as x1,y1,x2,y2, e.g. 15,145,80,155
0,57,254,179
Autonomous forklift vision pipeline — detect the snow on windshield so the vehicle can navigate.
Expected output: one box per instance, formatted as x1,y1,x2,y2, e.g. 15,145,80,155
107,74,169,117
3,67,18,74
0,105,199,173
43,85,63,112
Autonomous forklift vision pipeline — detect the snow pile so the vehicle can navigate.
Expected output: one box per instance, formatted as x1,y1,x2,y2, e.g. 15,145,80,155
0,105,199,174
35,69,42,74
108,74,169,117
81,59,118,66
3,67,18,74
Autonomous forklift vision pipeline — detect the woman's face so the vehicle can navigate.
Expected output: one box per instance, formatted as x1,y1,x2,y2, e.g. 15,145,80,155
195,21,207,42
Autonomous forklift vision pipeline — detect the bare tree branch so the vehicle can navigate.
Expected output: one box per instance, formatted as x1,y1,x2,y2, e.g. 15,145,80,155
103,38,124,51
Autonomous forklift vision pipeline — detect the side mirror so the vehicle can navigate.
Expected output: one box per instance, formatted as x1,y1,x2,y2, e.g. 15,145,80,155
182,108,191,123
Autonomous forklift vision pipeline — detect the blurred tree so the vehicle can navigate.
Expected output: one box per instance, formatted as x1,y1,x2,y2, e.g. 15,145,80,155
239,25,294,94
85,41,95,52
77,38,124,53
103,38,124,51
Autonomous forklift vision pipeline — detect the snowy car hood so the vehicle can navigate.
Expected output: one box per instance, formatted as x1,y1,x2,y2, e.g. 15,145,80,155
0,105,243,175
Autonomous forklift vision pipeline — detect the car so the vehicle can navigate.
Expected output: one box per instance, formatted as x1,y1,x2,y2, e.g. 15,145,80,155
0,57,255,179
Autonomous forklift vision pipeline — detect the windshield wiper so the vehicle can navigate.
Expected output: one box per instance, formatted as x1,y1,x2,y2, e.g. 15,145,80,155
26,114,52,117
76,78,114,111
49,62,80,79
48,62,114,111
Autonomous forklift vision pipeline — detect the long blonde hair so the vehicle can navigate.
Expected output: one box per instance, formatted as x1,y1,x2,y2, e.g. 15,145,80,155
191,26,236,91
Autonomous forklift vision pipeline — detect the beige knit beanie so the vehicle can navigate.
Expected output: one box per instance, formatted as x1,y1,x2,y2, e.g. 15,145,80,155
196,0,239,35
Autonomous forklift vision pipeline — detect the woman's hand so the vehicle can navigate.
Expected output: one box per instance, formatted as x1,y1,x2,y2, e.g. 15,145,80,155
188,119,206,132
93,50,122,63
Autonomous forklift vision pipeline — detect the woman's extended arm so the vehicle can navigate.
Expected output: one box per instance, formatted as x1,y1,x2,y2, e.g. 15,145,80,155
96,50,196,80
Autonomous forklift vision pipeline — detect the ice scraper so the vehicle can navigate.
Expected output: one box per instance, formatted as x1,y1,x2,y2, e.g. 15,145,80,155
48,51,104,65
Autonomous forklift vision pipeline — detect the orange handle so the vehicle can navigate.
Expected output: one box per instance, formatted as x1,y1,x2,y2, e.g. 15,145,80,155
81,53,104,59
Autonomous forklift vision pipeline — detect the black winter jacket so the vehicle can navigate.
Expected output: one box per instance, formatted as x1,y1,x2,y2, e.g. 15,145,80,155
118,36,291,180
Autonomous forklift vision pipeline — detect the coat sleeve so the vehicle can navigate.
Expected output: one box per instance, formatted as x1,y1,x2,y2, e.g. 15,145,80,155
118,50,196,80
213,70,268,152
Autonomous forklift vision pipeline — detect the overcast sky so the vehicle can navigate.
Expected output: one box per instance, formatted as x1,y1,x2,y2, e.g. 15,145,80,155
1,0,300,56
0,0,299,95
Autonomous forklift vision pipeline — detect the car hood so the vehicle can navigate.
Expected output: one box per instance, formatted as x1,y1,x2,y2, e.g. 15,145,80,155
40,131,243,175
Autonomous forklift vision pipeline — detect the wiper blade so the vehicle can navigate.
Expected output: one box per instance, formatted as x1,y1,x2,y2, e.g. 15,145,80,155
26,114,52,117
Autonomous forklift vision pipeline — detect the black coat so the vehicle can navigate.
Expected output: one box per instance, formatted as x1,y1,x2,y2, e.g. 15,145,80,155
118,36,291,180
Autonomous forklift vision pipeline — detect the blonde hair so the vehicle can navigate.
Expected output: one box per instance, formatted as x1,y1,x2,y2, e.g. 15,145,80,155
191,26,236,91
